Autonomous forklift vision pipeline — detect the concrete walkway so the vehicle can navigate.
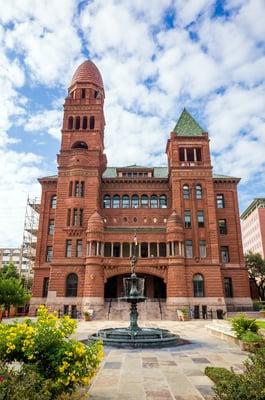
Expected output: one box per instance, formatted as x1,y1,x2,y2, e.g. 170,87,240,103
74,320,248,400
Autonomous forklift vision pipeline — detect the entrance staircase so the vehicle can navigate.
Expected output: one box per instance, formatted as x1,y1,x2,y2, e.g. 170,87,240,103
104,298,167,321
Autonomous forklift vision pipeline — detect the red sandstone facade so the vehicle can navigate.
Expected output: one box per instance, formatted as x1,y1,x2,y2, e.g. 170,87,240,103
30,60,252,318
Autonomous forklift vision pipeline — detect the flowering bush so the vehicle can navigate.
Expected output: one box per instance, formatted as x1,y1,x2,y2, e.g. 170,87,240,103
0,305,103,395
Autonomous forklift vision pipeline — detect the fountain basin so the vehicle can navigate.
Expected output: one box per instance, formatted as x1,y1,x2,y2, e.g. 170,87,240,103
88,327,186,348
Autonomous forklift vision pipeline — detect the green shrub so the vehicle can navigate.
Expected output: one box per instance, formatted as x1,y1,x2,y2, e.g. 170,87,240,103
0,362,88,400
0,306,103,395
205,347,265,400
241,331,263,343
205,366,234,384
231,314,259,339
0,362,52,400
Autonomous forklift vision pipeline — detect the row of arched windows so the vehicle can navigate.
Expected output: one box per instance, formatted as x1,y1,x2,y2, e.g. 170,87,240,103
183,184,203,200
103,194,168,209
49,272,204,298
68,116,95,130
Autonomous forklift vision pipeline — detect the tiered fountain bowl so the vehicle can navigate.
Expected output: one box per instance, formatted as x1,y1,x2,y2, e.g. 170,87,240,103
89,265,184,348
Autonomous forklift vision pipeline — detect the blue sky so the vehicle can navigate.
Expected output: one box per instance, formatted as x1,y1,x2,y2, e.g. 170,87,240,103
0,0,264,246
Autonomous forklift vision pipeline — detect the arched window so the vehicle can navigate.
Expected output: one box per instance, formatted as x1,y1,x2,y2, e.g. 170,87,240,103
150,195,158,208
66,273,78,297
82,116,87,130
71,141,88,149
68,117,73,130
89,116,95,130
75,116,80,130
50,195,57,209
159,195,167,208
141,194,149,208
103,195,111,208
195,184,203,199
183,184,190,200
113,195,120,208
131,194,139,208
122,195,130,208
81,88,86,98
193,274,204,297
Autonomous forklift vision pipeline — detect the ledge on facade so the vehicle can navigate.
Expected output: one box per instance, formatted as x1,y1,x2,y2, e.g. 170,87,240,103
104,226,166,233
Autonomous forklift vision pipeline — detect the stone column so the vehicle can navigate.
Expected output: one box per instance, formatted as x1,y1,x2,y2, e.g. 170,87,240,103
111,243,113,257
148,243,150,258
157,243,159,257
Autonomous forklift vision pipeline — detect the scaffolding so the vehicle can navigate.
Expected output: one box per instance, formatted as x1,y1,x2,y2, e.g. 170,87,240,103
21,196,40,278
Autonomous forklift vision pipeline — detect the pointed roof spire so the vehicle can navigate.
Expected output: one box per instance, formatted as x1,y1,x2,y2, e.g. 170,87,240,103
173,108,204,136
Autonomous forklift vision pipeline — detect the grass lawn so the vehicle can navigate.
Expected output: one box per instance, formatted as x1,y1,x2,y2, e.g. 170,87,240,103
257,321,265,329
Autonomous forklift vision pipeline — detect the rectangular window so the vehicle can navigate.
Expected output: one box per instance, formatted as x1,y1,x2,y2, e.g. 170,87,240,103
69,181,73,197
224,277,233,297
221,246,229,263
141,243,148,258
179,147,185,161
104,243,111,257
74,181,79,197
159,243,167,257
42,277,49,297
187,148,194,161
73,209,78,226
199,240,207,258
46,246,53,262
81,88,86,98
67,209,71,226
80,181,85,197
184,210,192,228
79,209,83,227
122,243,130,257
76,240,82,257
219,219,227,234
150,243,157,257
66,240,72,257
217,194,225,208
196,148,202,162
113,243,120,257
185,240,193,258
197,211,205,228
48,219,54,235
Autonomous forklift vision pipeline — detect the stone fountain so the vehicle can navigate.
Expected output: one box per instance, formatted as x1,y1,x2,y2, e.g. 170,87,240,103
89,242,183,348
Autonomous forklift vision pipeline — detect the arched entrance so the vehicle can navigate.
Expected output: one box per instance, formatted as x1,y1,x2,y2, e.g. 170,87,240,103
104,274,166,299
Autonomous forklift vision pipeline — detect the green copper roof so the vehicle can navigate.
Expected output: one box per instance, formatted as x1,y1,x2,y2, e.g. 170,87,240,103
174,109,204,136
39,170,238,181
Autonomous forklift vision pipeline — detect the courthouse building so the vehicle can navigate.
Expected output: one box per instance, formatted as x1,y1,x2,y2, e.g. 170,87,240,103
30,60,252,318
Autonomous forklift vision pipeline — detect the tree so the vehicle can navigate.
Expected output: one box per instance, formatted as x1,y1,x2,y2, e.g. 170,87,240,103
0,263,19,280
245,252,265,300
0,278,31,316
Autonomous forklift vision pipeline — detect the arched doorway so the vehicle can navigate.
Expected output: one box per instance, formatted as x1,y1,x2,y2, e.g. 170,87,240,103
104,274,166,299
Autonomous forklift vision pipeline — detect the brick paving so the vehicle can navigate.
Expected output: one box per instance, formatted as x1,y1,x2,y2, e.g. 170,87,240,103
73,320,248,400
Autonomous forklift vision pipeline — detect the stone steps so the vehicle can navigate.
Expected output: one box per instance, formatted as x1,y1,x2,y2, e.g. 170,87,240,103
104,300,165,321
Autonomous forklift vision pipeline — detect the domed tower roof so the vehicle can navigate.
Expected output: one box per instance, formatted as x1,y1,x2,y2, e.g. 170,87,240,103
70,60,104,89
87,211,104,233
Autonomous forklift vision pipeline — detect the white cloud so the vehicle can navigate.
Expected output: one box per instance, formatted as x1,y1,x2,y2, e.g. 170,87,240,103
24,109,62,140
1,0,82,86
0,149,43,247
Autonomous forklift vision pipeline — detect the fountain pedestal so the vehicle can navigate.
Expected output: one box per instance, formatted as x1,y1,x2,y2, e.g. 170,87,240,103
88,244,185,348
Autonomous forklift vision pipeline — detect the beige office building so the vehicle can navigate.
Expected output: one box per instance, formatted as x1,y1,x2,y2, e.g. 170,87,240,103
241,198,265,258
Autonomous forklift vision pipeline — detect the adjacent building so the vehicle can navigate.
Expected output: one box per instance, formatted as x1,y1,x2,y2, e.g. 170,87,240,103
0,247,23,273
241,198,265,258
30,60,252,318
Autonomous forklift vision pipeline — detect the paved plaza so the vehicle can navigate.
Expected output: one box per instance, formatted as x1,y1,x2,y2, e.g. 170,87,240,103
73,320,248,400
